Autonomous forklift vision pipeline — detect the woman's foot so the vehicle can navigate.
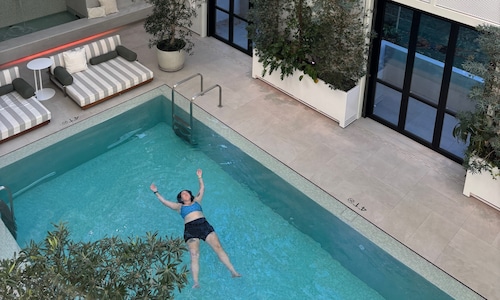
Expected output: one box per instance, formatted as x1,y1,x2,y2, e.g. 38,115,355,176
231,271,242,278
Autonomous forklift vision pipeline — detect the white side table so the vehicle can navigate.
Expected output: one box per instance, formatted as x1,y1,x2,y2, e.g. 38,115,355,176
27,58,56,101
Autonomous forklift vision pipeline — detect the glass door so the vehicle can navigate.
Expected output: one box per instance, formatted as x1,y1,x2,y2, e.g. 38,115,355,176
366,1,480,162
404,14,450,143
209,0,251,55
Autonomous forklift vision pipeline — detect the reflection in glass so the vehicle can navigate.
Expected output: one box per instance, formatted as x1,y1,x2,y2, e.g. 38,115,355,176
233,18,248,49
216,0,230,10
446,27,482,114
378,4,413,88
405,97,436,142
216,10,230,40
373,83,401,125
382,3,413,48
447,71,478,113
234,0,249,19
410,14,450,103
440,114,467,157
378,41,407,88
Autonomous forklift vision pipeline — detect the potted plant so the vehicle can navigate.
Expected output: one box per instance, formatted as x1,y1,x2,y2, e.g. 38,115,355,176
248,0,371,127
452,24,500,209
144,0,201,71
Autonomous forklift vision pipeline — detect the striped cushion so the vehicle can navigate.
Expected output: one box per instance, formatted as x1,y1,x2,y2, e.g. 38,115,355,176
50,52,65,74
0,91,51,141
84,35,121,59
65,56,154,107
0,66,20,86
50,35,122,74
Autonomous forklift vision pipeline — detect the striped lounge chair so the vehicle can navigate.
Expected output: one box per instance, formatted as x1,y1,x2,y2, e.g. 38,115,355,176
0,66,51,143
49,34,154,109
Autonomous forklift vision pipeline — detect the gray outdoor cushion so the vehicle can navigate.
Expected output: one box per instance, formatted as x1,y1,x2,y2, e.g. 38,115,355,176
54,66,74,85
89,50,118,65
12,78,35,99
116,45,137,61
0,84,14,96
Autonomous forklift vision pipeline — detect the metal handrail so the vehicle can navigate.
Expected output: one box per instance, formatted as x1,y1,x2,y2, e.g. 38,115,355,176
189,84,223,132
171,73,203,125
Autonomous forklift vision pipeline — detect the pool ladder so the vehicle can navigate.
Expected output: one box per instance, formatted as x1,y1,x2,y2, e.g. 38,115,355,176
172,73,223,144
0,185,16,239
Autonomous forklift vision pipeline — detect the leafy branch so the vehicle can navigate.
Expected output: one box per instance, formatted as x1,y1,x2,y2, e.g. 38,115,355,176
0,223,189,299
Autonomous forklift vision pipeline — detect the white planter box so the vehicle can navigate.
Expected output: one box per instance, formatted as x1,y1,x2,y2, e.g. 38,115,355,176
252,51,364,128
463,164,500,211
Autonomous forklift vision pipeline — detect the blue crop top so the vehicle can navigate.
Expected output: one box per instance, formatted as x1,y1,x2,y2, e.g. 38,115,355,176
180,202,203,219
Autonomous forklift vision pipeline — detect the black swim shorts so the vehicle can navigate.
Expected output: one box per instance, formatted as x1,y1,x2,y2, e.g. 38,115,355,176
184,218,215,242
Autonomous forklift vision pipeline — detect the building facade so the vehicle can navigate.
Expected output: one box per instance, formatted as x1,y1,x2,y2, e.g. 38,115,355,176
210,0,499,163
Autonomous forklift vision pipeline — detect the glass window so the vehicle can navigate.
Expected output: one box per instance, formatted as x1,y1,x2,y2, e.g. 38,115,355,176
445,27,481,114
405,97,436,143
216,0,230,11
373,83,401,125
215,10,230,40
410,14,450,103
234,0,249,19
233,18,248,49
378,4,413,88
440,114,467,157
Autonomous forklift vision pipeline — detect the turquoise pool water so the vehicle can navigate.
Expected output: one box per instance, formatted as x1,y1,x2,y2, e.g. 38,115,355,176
0,91,472,299
14,122,384,299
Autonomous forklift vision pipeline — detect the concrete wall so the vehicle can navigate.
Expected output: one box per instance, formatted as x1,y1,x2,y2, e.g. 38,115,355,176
66,0,143,18
0,0,66,28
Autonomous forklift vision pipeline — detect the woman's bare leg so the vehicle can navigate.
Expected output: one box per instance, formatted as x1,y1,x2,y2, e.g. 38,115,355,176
205,232,241,277
187,238,201,288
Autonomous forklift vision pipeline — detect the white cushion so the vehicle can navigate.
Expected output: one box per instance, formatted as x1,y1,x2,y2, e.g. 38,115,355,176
98,0,119,15
63,48,88,74
87,6,106,19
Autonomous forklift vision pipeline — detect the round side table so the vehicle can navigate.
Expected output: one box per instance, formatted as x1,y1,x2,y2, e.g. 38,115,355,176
27,58,56,101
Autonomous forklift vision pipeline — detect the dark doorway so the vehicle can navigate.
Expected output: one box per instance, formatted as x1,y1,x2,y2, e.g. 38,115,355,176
208,0,251,55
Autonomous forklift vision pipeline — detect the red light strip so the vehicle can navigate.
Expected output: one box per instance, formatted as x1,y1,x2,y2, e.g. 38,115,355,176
0,28,120,69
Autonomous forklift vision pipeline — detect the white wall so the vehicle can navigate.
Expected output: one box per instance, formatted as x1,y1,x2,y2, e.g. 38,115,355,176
392,0,500,27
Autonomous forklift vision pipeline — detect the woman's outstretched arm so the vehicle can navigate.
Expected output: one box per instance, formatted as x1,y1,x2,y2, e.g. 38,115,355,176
194,169,205,202
150,183,181,211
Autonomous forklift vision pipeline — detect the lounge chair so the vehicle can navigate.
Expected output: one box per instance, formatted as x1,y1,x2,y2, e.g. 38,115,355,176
0,66,51,143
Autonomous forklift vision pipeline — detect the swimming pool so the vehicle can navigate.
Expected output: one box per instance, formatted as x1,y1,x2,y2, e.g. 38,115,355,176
0,86,480,299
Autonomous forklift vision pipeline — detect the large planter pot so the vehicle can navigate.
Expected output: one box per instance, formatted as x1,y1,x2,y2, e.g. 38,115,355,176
156,47,186,72
252,50,364,128
462,158,500,211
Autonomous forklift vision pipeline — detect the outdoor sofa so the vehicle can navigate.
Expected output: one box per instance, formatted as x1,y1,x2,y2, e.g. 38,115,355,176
0,66,51,143
49,34,154,109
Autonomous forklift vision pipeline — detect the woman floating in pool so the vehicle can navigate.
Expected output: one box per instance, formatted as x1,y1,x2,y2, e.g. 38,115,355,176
150,168,241,288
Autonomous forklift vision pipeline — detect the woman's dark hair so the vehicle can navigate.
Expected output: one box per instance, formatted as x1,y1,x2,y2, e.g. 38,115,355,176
177,190,194,203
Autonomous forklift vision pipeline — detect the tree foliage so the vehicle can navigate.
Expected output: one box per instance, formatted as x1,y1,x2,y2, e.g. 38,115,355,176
247,0,370,91
143,0,201,53
453,25,500,178
0,223,189,299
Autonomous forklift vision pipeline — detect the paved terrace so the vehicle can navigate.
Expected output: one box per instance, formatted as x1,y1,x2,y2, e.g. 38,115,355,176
0,21,499,299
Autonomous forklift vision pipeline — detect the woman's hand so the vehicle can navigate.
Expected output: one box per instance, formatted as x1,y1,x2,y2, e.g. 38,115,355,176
150,183,158,192
196,169,203,178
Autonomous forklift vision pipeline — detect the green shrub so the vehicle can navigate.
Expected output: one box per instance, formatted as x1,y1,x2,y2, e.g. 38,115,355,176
453,25,500,178
248,0,370,91
0,223,189,299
